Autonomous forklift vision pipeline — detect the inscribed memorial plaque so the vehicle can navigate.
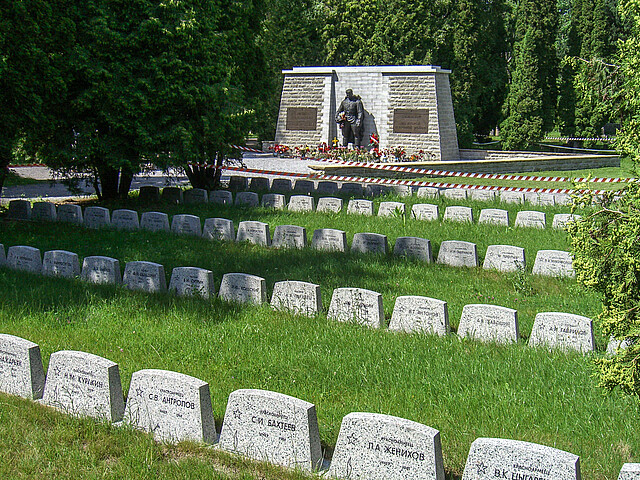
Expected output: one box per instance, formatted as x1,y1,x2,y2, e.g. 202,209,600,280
7,246,42,273
378,201,405,218
444,206,473,223
286,107,318,131
84,206,110,229
262,193,286,210
351,233,388,255
235,192,260,207
140,212,170,232
393,109,429,134
483,245,525,272
436,241,478,267
32,202,57,222
347,199,374,216
57,204,83,224
478,209,509,226
412,204,439,221
317,197,343,213
393,237,432,262
171,214,202,237
209,190,233,205
532,250,575,277
111,209,140,230
288,195,315,212
236,221,271,246
272,225,307,249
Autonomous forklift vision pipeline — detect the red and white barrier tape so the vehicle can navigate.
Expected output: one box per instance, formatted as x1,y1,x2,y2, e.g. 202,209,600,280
229,144,264,153
544,136,614,142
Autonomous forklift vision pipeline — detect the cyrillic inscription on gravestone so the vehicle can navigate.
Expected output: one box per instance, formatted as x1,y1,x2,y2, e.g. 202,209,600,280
311,229,347,252
537,192,556,206
389,296,449,335
393,108,429,134
478,209,509,226
327,412,445,480
378,201,406,218
271,280,322,316
32,202,57,222
444,206,473,223
461,437,581,480
209,190,233,205
161,187,183,204
0,333,45,400
111,209,140,230
183,188,208,204
7,246,42,273
123,369,217,444
169,267,215,299
57,204,83,224
500,191,525,204
140,212,170,232
272,225,307,249
171,214,202,237
393,237,432,262
436,241,478,268
470,190,497,202
341,183,365,196
123,261,167,293
235,192,260,207
552,214,581,229
286,107,318,131
317,197,343,213
416,187,440,199
43,250,81,278
219,273,267,304
351,233,389,255
515,211,546,229
457,304,519,344
443,188,468,201
236,221,271,246
316,181,339,195
203,218,235,241
294,179,315,194
84,206,110,229
0,244,5,267
271,178,292,192
327,287,385,328
288,195,315,212
262,193,286,210
618,463,640,480
482,245,525,273
529,312,595,353
532,250,575,277
81,256,121,285
412,204,439,221
347,199,374,216
218,389,323,472
8,199,31,220
41,350,125,422
391,185,412,197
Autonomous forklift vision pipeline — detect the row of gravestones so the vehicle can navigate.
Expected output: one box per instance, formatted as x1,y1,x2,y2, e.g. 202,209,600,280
4,201,576,277
0,244,588,352
1,332,636,479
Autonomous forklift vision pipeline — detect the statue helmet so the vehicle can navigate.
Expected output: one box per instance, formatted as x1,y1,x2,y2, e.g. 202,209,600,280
346,89,354,97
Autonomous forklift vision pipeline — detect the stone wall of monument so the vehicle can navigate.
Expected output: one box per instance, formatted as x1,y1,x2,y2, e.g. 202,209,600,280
275,75,327,146
435,73,460,161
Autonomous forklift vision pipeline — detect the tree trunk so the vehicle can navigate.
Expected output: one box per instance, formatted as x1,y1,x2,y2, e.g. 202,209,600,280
0,144,12,195
98,165,120,200
184,157,222,190
118,169,133,199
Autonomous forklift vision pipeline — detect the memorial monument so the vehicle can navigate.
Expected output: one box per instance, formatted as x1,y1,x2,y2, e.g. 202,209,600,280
274,65,460,160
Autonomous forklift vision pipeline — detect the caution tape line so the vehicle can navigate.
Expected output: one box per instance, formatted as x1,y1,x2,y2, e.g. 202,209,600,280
229,144,264,153
544,136,615,142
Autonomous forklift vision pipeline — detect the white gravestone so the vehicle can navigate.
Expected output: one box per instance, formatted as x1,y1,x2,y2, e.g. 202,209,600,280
618,463,640,480
171,214,202,237
262,193,286,210
393,237,433,262
499,191,525,204
443,188,468,200
272,225,307,249
327,412,445,480
317,181,339,195
416,187,440,199
57,204,83,224
529,312,595,353
412,204,439,221
389,296,449,335
351,233,389,255
328,287,385,328
312,229,347,252
218,389,323,472
436,241,478,268
219,273,267,304
478,209,509,227
555,193,573,206
43,250,81,278
391,185,412,197
183,188,208,204
169,267,215,299
8,199,31,220
515,211,546,229
209,190,233,205
317,197,343,213
461,437,581,480
235,191,260,207
457,304,519,344
32,202,57,222
123,261,167,293
482,245,526,273
81,256,121,285
524,192,542,205
0,244,5,266
0,333,45,400
341,183,365,196
294,179,315,194
347,199,374,216
249,177,270,191
271,280,322,316
606,336,633,355
552,214,581,229
532,250,575,277
378,201,406,218
7,246,42,273
236,221,271,246
444,206,473,223
41,350,125,421
123,369,216,443
203,218,235,242
84,206,111,229
271,178,292,192
469,190,497,202
140,211,170,232
288,195,315,212
537,192,556,206
111,209,140,230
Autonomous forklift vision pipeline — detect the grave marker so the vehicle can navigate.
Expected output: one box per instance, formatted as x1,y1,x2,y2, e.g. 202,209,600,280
393,237,432,262
412,204,439,221
499,191,525,204
0,243,5,266
124,369,216,443
351,233,389,255
457,304,519,344
436,241,478,267
555,193,572,206
317,197,343,213
218,389,322,471
235,191,260,207
327,287,384,328
443,188,468,200
41,350,125,421
538,192,556,206
532,250,575,277
123,261,167,293
469,190,496,202
7,246,42,273
524,192,542,205
316,181,339,195
111,209,140,230
228,176,248,191
478,209,509,226
262,193,286,210
236,221,271,246
483,245,526,273
32,202,57,222
444,206,473,223
57,204,83,224
552,214,581,229
161,187,183,204
271,280,322,316
43,250,81,278
416,187,440,199
140,212,170,232
271,178,292,192
138,185,160,203
219,273,267,304
347,199,374,216
209,190,233,205
171,214,202,237
311,229,347,252
84,206,110,229
272,225,307,249
294,179,315,194
249,177,270,191
183,188,208,204
169,267,215,299
341,183,365,196
203,218,235,242
81,256,121,285
288,195,315,212
515,211,546,229
378,201,406,218
0,333,45,400
391,185,412,197
327,412,445,480
529,312,595,353
8,199,31,220
618,463,640,480
365,184,392,197
389,296,449,335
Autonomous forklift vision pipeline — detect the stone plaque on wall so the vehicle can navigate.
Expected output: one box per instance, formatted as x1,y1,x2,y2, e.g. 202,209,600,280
393,109,429,134
286,107,317,131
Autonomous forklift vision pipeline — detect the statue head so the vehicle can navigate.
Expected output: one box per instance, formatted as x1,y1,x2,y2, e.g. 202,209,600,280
346,89,354,98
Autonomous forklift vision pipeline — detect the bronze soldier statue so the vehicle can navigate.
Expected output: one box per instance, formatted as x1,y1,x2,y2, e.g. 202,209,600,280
335,89,364,147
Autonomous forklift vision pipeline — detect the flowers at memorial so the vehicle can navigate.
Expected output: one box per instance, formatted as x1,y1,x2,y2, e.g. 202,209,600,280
271,143,434,163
